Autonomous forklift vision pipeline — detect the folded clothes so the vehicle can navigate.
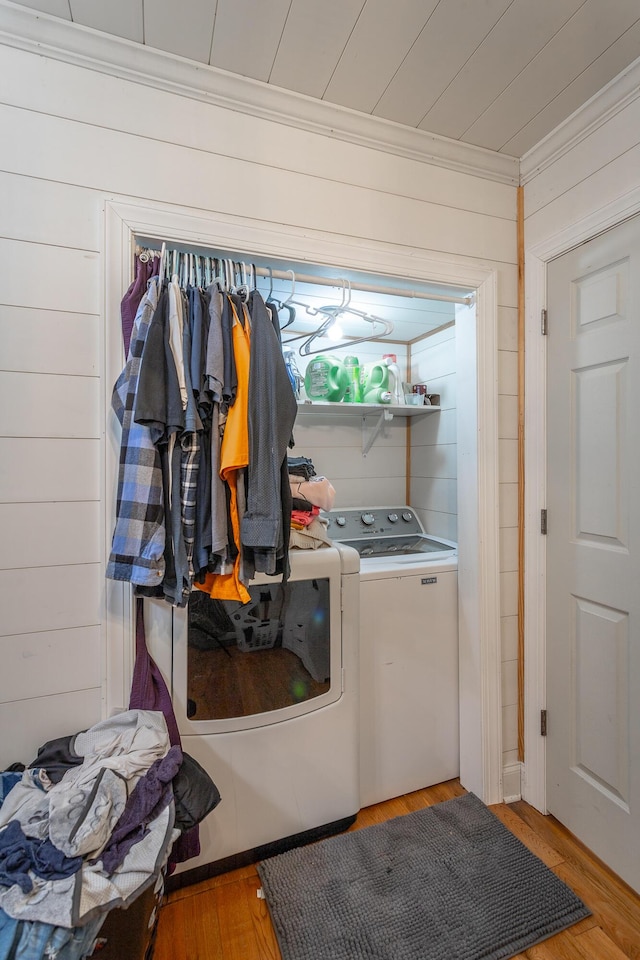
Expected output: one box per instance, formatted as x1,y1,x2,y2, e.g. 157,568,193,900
291,496,315,511
291,506,320,528
289,518,331,550
288,476,335,511
286,456,316,480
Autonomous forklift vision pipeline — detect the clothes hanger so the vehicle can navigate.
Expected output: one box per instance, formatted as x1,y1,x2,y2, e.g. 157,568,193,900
235,262,251,303
213,258,226,290
225,259,236,294
264,266,282,317
276,269,296,330
289,279,393,355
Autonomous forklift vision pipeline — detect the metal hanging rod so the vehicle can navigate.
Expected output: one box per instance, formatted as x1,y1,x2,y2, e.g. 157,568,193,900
134,241,474,306
255,267,474,306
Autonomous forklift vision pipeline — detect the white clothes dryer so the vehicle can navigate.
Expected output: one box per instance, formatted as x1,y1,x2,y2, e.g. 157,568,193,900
144,543,360,883
325,507,459,809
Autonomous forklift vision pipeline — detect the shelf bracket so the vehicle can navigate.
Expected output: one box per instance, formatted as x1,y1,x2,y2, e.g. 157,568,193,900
361,408,394,457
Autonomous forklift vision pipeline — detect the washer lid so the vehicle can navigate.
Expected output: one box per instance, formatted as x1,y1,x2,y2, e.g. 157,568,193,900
323,507,456,560
342,535,455,559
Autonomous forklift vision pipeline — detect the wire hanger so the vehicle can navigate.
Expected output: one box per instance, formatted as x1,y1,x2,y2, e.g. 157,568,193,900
285,278,393,355
277,269,296,330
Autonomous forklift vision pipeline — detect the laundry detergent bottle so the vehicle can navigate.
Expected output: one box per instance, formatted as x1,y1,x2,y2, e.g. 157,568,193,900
383,354,404,405
343,355,363,403
304,354,349,402
362,359,391,404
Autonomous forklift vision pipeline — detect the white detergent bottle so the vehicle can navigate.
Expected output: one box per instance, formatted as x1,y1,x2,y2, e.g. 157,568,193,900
383,354,403,405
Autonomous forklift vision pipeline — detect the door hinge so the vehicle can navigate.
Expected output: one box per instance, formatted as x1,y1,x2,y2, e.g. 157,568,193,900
541,308,548,335
541,508,547,534
540,709,548,736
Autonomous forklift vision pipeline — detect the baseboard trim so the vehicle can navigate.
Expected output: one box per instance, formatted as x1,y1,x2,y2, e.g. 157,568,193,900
502,761,522,803
166,814,358,891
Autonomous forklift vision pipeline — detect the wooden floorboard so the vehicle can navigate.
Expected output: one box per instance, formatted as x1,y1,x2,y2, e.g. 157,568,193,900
153,780,640,959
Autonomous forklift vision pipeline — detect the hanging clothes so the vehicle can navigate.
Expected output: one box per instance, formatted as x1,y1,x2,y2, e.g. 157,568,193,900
120,254,158,357
106,278,166,589
133,285,188,605
203,287,229,570
107,251,298,608
196,294,251,603
242,290,297,577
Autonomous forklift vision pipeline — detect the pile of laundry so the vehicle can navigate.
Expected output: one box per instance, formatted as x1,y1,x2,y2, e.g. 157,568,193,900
288,456,336,550
0,710,220,960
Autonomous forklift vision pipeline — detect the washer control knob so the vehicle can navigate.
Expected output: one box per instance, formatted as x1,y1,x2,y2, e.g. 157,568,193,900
387,513,399,523
361,513,376,526
335,516,346,527
402,511,413,522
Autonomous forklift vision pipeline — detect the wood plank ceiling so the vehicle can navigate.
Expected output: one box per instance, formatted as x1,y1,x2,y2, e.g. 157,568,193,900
9,0,640,156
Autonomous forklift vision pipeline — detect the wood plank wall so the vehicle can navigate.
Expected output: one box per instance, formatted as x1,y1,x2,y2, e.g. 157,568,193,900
0,36,518,778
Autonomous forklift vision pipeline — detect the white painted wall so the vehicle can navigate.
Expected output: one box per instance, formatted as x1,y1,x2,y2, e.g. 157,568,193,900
0,18,518,786
521,57,640,810
294,339,409,507
410,325,458,542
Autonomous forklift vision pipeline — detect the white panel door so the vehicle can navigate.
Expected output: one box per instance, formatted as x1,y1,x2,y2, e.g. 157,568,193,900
546,215,640,893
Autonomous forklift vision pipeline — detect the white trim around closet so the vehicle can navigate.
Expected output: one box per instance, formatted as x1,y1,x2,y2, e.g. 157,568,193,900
103,197,503,805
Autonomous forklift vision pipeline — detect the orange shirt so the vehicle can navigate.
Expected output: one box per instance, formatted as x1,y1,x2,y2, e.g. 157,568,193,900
199,298,251,603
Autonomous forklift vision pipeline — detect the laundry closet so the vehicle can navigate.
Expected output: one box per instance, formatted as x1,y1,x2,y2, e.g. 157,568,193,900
1,21,514,878
110,238,472,879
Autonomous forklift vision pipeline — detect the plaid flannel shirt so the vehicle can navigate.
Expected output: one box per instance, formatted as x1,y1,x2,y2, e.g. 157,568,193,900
107,279,166,587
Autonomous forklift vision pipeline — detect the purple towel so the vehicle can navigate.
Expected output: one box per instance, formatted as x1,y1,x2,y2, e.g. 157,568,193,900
128,599,200,866
100,746,183,875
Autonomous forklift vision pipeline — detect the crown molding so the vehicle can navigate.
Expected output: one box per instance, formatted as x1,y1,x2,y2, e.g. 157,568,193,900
0,0,518,186
520,54,640,184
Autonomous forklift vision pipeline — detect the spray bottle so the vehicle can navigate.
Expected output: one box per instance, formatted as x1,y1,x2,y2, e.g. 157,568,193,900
283,348,302,399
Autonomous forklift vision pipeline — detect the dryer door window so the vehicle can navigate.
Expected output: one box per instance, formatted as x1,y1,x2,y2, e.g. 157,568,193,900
186,578,331,721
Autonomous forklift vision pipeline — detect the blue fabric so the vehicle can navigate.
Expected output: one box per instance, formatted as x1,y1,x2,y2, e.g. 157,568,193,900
0,909,21,958
0,776,21,809
0,821,82,893
0,908,105,960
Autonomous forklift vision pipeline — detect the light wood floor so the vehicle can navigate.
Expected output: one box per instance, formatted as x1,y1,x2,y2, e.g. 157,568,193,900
153,780,640,960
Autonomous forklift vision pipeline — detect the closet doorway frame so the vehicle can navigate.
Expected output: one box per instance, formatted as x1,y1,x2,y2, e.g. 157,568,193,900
102,198,503,805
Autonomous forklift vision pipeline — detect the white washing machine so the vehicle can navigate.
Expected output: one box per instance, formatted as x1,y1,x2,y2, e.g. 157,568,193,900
325,507,459,809
144,543,360,882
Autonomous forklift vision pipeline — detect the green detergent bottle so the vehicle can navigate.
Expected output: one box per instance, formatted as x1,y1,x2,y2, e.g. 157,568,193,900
362,359,391,404
343,356,363,403
304,354,349,402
